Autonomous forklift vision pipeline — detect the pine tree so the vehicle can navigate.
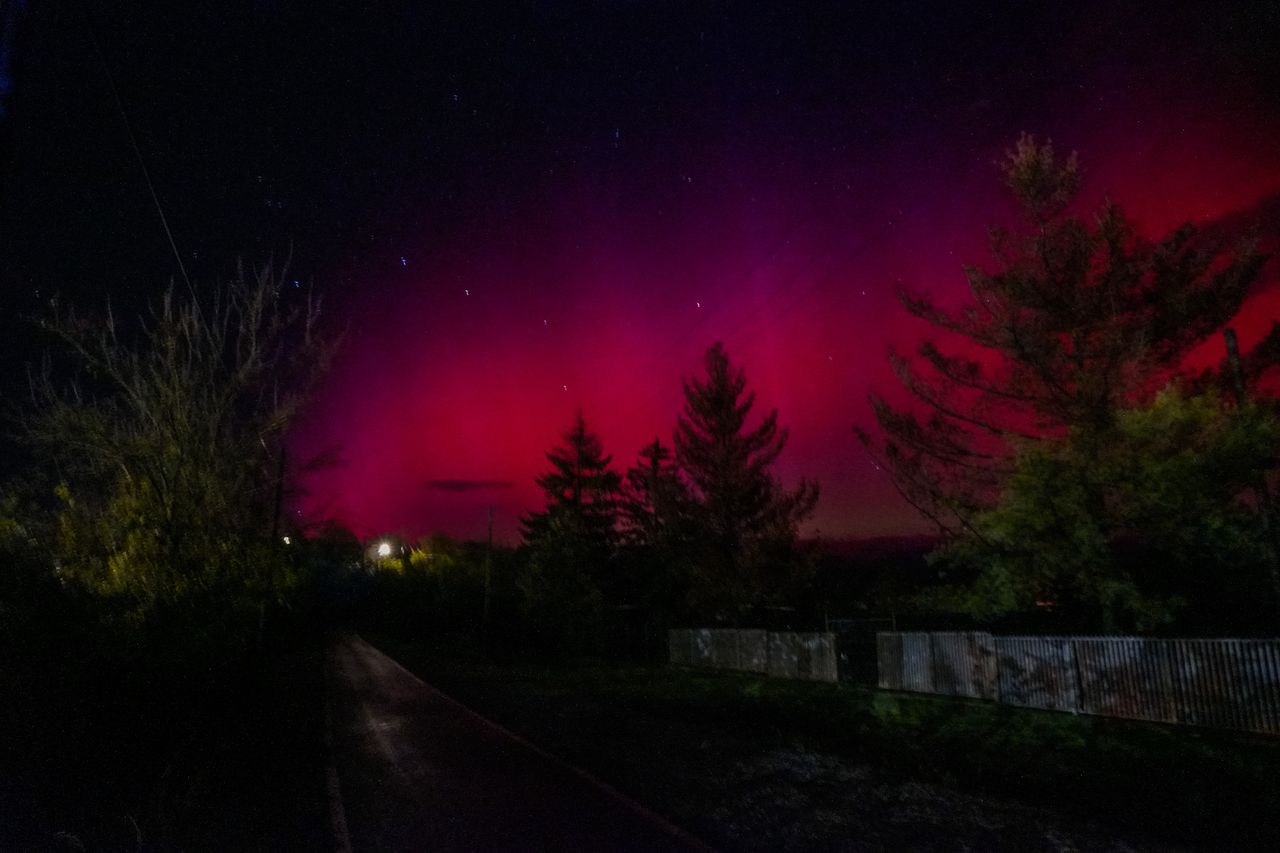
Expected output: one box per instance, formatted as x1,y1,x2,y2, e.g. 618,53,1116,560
860,135,1273,628
675,343,818,621
860,134,1266,534
621,438,687,549
619,437,693,615
520,411,621,647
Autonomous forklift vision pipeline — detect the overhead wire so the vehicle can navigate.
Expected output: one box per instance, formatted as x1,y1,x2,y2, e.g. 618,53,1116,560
78,1,195,298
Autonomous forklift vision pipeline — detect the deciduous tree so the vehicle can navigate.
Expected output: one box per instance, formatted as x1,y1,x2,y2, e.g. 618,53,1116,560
18,263,330,639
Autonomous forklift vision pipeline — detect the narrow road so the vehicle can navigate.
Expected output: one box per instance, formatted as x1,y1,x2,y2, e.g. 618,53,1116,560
325,634,713,852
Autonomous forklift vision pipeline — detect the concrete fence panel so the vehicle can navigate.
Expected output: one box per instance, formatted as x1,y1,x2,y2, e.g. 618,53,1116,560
739,629,770,674
799,632,839,682
710,630,739,670
690,629,714,668
668,629,838,683
767,632,798,679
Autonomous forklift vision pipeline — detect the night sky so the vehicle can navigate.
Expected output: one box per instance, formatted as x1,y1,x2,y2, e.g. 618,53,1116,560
3,1,1280,542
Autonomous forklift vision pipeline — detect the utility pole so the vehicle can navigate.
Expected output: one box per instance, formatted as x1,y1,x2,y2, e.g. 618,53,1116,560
1224,327,1280,610
482,505,494,638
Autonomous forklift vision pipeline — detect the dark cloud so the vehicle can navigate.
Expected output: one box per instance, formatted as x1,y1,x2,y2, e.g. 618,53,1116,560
425,479,514,493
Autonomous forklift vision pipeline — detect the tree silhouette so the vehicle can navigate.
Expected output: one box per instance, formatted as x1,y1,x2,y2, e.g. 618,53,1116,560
861,135,1276,629
619,437,694,618
860,134,1266,537
675,342,818,621
520,411,621,647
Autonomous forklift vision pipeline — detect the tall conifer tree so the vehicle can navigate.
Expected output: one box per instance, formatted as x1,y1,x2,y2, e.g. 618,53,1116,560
675,343,818,620
860,135,1275,628
619,437,693,616
860,135,1266,535
520,411,620,645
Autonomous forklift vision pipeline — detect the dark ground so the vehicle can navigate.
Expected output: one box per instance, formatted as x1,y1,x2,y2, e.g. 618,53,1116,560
7,622,1278,852
371,635,1280,853
327,632,708,852
0,619,329,852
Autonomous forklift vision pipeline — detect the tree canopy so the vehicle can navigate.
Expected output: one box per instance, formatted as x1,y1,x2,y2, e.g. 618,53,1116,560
519,411,621,646
862,134,1266,534
863,135,1277,630
675,342,818,620
13,263,331,642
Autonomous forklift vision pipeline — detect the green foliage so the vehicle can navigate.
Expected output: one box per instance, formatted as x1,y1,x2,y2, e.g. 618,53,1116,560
675,343,818,621
865,134,1265,530
933,388,1279,630
12,264,331,646
863,135,1274,629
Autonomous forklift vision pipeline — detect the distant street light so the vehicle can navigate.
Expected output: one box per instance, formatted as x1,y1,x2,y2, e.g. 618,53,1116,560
377,541,392,558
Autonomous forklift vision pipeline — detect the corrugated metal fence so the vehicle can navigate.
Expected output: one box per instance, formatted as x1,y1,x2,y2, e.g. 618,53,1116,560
878,632,1280,734
669,629,838,682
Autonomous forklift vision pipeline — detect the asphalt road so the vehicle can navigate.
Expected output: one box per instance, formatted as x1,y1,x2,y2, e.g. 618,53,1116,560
325,633,713,852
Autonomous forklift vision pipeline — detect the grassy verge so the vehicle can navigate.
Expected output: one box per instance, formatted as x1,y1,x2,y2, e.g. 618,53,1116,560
373,634,1280,851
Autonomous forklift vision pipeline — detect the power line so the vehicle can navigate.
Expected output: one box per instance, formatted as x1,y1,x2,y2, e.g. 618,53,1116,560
79,2,194,296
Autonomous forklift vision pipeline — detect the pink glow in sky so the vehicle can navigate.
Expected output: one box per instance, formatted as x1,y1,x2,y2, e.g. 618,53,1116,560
291,60,1280,544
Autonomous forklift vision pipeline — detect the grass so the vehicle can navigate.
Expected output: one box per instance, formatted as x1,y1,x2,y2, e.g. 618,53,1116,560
373,634,1280,851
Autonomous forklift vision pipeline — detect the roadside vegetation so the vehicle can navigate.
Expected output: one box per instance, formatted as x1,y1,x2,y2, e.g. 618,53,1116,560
1,265,339,849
